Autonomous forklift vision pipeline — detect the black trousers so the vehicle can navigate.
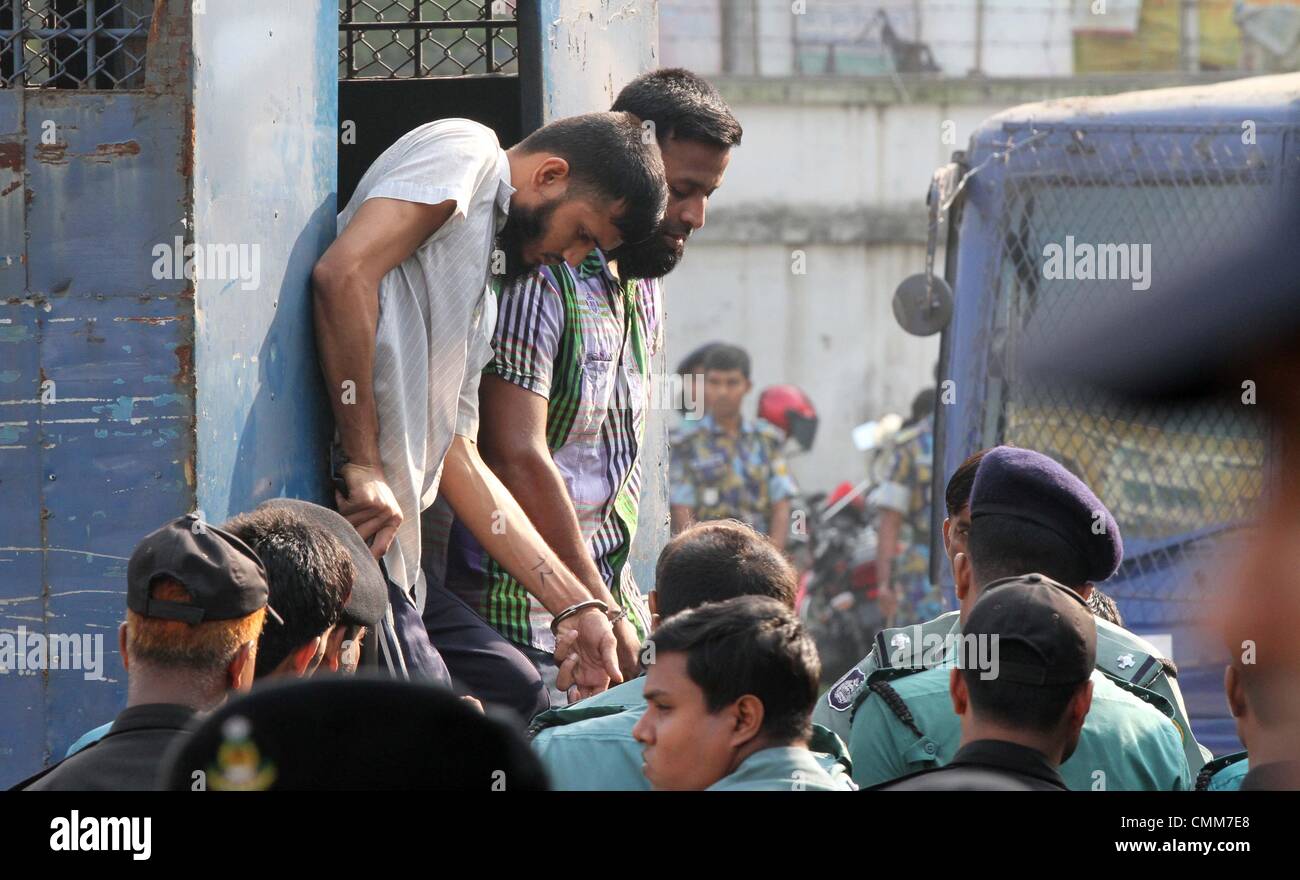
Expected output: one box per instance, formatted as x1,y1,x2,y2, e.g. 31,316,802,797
420,578,550,725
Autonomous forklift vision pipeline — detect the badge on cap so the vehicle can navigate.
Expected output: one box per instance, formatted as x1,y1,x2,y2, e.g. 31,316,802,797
208,716,277,792
1116,653,1135,670
827,667,866,712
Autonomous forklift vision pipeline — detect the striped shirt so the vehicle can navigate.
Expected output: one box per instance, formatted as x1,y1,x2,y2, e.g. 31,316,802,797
444,251,659,652
335,119,513,610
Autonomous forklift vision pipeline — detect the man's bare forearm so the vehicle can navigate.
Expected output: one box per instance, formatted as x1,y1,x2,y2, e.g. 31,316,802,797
485,445,622,608
312,269,382,468
440,436,596,615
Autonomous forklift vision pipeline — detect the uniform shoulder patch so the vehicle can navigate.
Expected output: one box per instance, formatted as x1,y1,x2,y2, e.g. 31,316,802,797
827,667,867,712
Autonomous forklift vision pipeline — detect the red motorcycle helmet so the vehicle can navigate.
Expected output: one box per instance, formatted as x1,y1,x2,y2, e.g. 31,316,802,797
758,385,818,452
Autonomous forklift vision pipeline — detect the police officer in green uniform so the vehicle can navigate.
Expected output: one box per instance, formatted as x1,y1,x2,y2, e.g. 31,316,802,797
815,446,1209,779
830,446,1198,789
529,520,851,789
872,575,1099,791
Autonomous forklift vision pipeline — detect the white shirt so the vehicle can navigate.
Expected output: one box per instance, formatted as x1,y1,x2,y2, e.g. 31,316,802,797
336,119,514,607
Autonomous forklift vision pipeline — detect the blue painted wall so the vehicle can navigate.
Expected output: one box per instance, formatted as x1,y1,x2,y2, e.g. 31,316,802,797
0,0,337,786
191,1,337,521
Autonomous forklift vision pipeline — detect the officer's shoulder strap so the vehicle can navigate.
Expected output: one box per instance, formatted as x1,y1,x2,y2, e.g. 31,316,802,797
1097,670,1178,721
873,611,961,672
1194,750,1248,792
526,703,629,739
1094,618,1169,689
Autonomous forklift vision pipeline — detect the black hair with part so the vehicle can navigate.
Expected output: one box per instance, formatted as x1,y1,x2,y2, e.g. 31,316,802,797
611,67,742,149
649,596,819,744
702,343,750,379
515,111,665,248
223,507,351,678
655,520,796,620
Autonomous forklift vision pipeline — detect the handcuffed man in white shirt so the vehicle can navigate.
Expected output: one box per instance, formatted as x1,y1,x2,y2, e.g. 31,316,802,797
312,112,665,720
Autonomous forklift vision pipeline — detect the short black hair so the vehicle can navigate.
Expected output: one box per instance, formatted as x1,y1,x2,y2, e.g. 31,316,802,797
967,514,1091,590
962,640,1090,733
703,343,750,379
515,111,665,248
650,596,819,744
223,507,352,678
655,520,796,619
945,448,990,517
611,67,742,149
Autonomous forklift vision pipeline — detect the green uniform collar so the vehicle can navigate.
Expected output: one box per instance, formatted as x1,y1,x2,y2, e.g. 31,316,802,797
707,746,853,791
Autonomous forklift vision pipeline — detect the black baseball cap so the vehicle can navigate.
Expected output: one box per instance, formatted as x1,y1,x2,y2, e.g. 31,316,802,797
253,498,386,627
965,573,1097,686
127,514,270,623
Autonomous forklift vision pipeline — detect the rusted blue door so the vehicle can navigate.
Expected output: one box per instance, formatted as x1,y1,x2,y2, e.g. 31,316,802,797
0,0,337,786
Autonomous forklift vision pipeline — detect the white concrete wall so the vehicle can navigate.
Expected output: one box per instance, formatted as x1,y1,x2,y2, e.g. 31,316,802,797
661,87,1011,493
663,242,941,494
661,0,1077,79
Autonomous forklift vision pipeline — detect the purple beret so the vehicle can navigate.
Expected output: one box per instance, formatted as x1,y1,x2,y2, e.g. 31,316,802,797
969,446,1123,582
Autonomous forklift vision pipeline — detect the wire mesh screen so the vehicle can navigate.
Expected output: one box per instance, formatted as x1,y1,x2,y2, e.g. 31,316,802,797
977,122,1288,628
339,0,518,80
0,0,152,89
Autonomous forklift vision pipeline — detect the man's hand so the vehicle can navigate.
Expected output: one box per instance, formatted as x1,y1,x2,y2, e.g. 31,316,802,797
611,615,642,682
337,462,403,558
553,608,622,701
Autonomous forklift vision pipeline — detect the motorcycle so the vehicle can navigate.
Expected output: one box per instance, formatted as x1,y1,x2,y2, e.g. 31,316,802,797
793,414,906,683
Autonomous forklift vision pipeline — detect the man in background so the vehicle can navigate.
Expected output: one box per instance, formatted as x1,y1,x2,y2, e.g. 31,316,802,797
874,386,942,626
670,343,796,551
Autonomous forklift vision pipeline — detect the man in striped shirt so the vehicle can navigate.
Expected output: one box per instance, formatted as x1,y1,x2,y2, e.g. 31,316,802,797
441,69,742,696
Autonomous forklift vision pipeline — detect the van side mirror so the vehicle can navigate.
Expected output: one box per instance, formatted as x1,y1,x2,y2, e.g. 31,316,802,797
892,273,952,336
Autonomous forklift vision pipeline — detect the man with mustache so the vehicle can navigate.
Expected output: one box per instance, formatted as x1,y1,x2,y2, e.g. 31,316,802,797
433,70,741,698
313,112,665,718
